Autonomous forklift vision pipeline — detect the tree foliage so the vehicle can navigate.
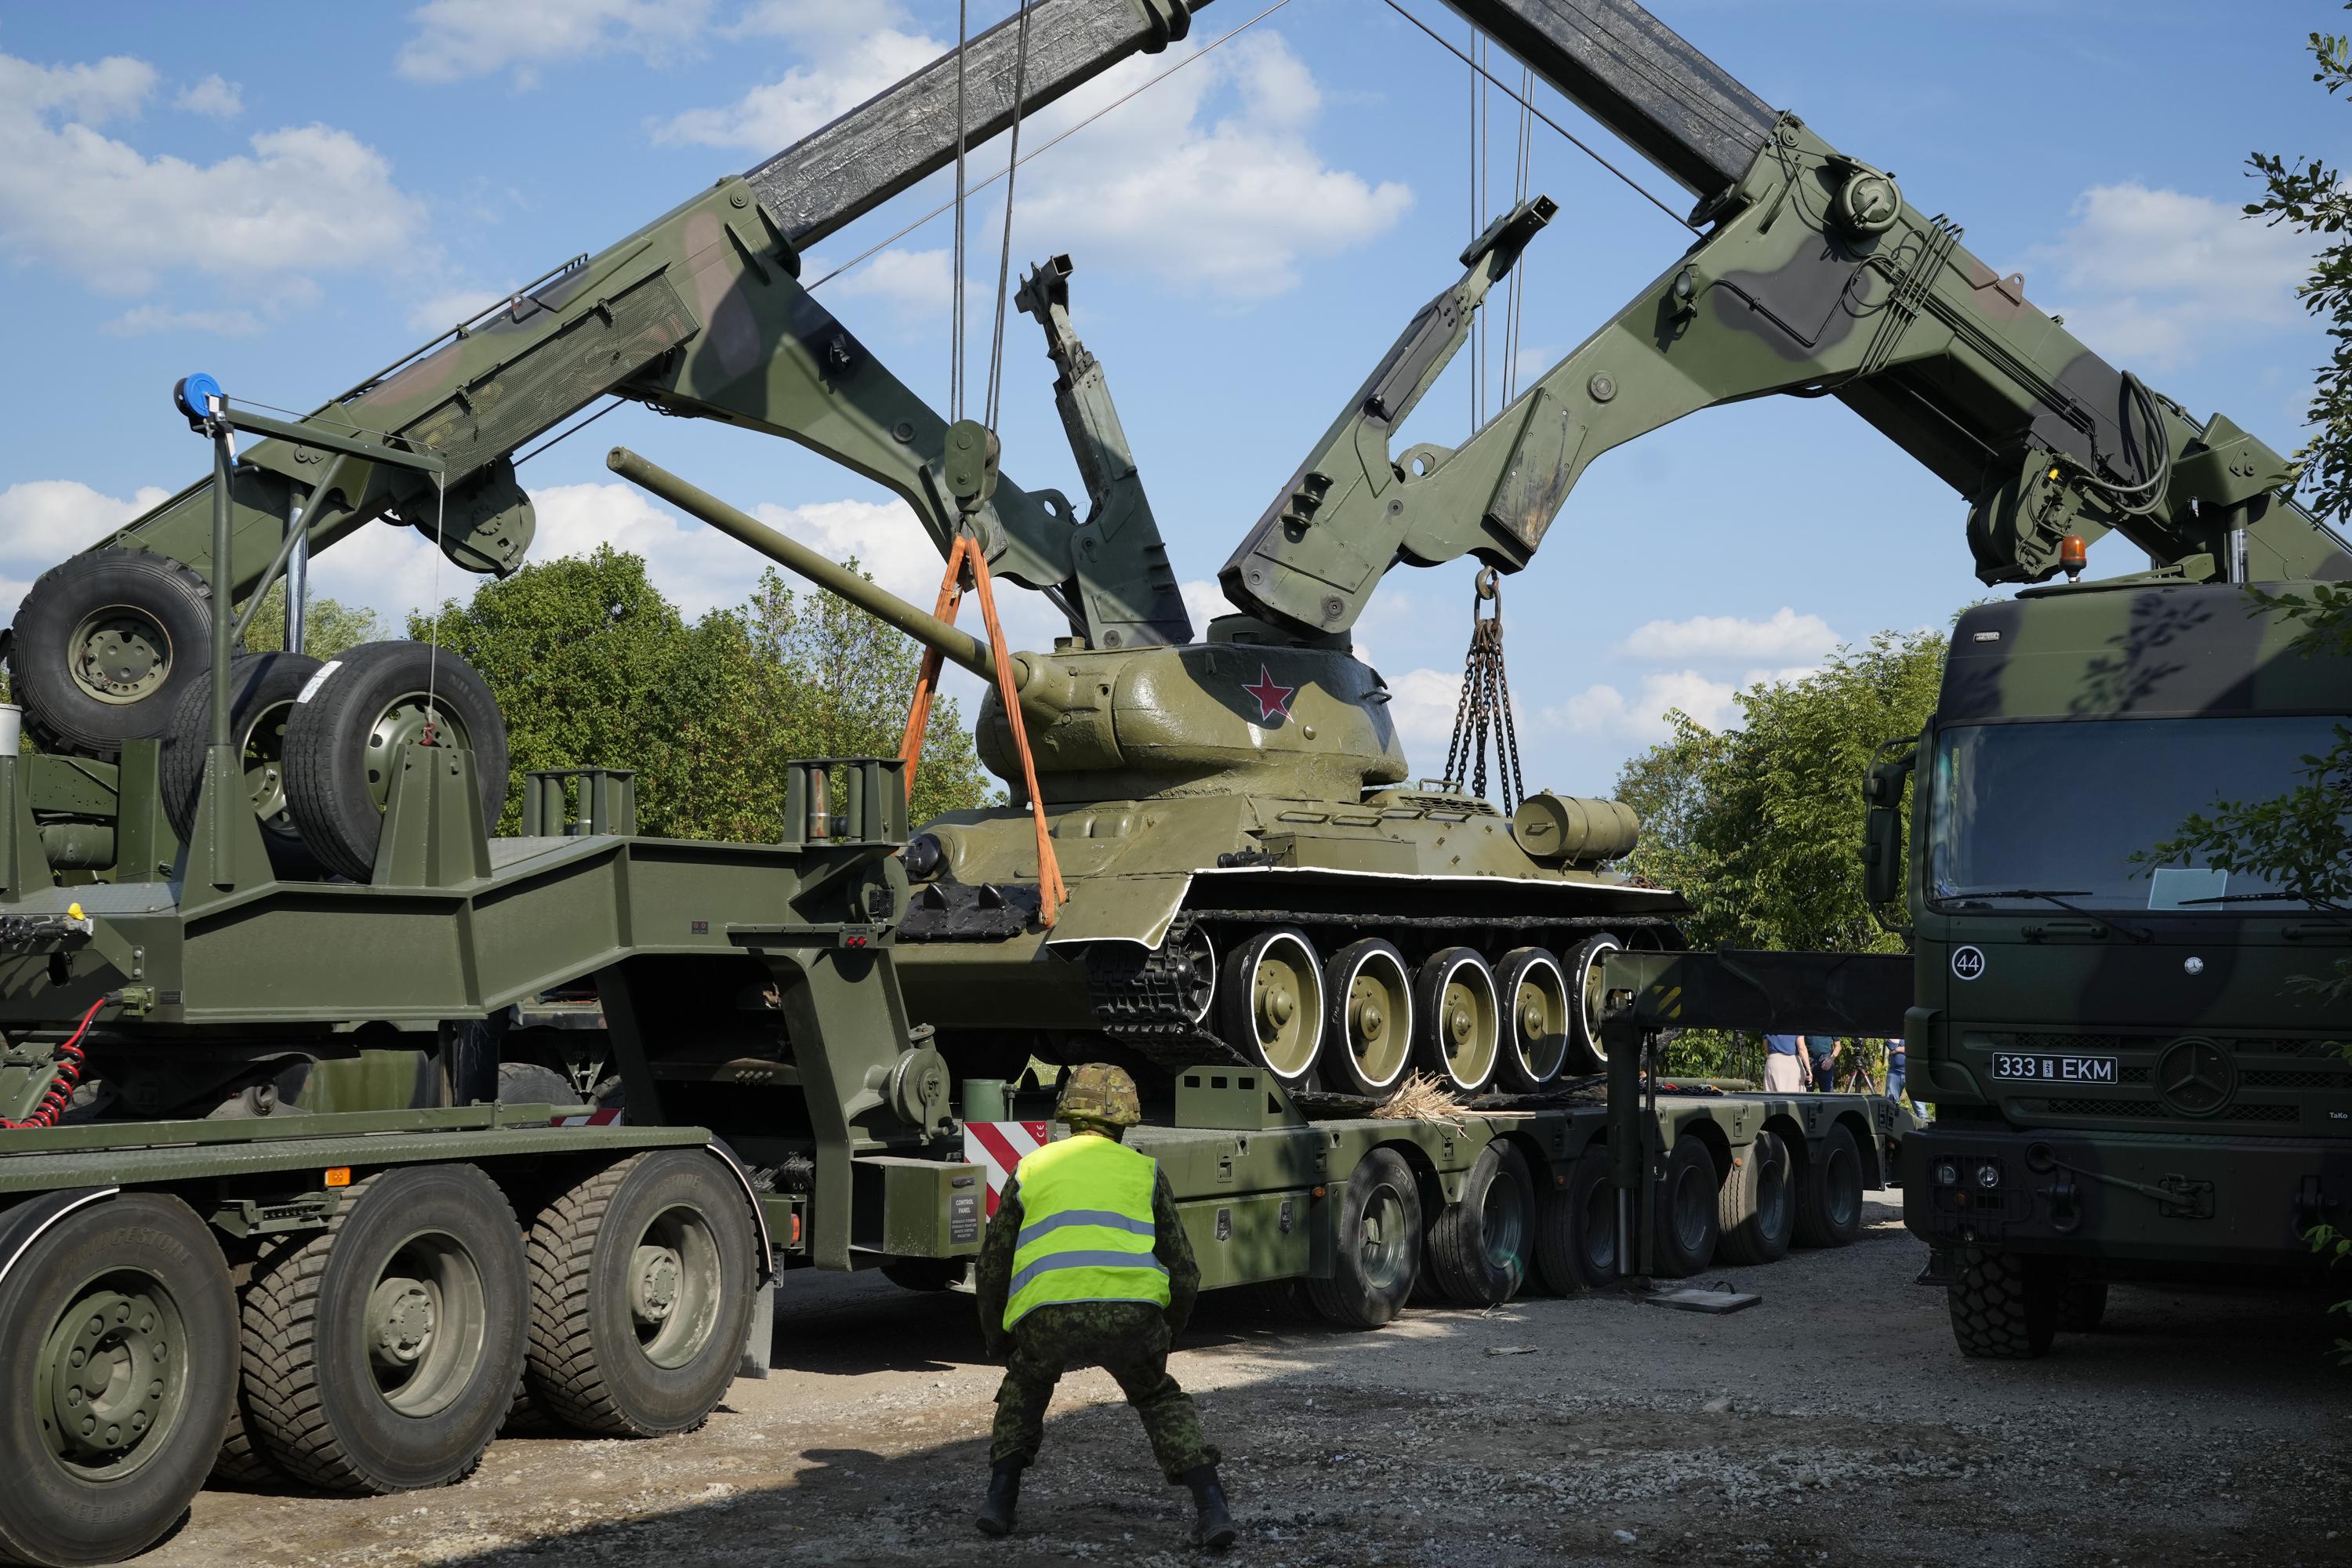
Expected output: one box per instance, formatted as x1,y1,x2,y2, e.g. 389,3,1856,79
408,547,992,838
237,582,382,661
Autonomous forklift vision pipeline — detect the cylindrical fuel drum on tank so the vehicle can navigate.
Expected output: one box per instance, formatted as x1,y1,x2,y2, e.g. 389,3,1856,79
1510,792,1639,865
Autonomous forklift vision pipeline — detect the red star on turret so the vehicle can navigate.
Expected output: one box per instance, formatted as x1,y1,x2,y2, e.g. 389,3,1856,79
1243,665,1295,724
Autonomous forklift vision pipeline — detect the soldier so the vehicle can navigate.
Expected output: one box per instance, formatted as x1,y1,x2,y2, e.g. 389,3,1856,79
972,1062,1235,1549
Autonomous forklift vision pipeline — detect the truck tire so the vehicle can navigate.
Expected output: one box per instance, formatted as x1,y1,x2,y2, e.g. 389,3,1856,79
1493,949,1571,1091
1561,933,1623,1074
1536,1145,1617,1292
9,546,216,760
1791,1123,1864,1249
1715,1130,1793,1265
495,1061,579,1109
1305,1148,1421,1330
238,1164,526,1493
1947,1247,2058,1359
281,641,508,882
1321,938,1414,1097
1651,1134,1721,1279
524,1150,757,1437
1426,1140,1536,1306
0,1193,237,1568
160,651,327,878
2057,1278,2109,1333
880,1258,967,1292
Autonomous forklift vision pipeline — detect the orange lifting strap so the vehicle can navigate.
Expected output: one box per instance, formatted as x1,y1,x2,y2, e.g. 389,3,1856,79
898,534,1067,927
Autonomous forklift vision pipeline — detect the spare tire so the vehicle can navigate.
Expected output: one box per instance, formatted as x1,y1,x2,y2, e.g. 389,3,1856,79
9,546,216,758
162,651,326,878
283,641,508,881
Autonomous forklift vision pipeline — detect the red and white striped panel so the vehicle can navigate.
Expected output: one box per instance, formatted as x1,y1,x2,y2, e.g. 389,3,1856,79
963,1120,1051,1216
548,1108,625,1127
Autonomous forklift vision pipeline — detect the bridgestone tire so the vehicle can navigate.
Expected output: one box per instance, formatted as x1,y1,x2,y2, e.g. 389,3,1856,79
1427,1140,1536,1306
281,641,508,882
9,546,216,760
1305,1148,1421,1330
2057,1278,2109,1333
1716,1129,1794,1266
1791,1123,1865,1250
1536,1146,1616,1293
524,1150,757,1437
879,1258,967,1293
1650,1135,1721,1279
0,1194,236,1568
1947,1247,2058,1359
1562,933,1623,1075
238,1165,527,1494
162,651,327,880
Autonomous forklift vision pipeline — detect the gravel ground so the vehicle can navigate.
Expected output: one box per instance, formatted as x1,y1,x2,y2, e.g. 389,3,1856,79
145,1192,2348,1568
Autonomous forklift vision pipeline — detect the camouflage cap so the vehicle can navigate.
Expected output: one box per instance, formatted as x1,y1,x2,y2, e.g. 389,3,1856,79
1055,1062,1142,1128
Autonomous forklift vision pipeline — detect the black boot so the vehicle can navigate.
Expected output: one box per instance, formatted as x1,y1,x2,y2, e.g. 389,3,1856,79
1181,1465,1236,1551
976,1460,1022,1537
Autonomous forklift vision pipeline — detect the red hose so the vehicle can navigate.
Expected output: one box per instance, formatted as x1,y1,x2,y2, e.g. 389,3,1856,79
1,997,108,1130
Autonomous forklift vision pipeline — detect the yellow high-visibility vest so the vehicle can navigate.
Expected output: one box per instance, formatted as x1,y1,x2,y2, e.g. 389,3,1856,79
1003,1132,1171,1329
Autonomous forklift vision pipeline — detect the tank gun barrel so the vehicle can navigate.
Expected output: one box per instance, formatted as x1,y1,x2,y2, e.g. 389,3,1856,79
604,448,1024,690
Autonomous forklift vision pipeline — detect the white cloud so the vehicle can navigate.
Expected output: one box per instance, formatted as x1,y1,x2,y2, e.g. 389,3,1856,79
405,289,507,335
809,246,958,321
1617,606,1838,667
397,0,714,87
100,304,263,337
652,25,940,151
1385,666,1465,753
0,481,172,593
1179,578,1229,633
0,49,426,296
173,74,243,118
1543,670,1739,745
2031,183,2315,371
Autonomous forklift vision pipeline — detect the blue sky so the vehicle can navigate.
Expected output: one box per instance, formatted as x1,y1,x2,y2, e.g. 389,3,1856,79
0,1,2337,797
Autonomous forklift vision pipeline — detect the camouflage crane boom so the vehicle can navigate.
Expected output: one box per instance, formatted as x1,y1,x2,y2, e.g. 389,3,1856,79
1221,0,2352,641
10,0,1203,759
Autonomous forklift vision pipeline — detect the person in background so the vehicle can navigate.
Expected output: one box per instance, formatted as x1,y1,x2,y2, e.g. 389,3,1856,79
1884,1036,1907,1103
1762,1033,1806,1092
1807,1035,1840,1093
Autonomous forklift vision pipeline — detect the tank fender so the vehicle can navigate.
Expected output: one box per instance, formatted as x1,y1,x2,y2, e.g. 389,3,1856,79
0,1185,119,1294
702,1139,776,1285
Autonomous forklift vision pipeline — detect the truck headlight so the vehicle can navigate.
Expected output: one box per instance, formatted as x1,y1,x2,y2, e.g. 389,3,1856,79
1936,1160,1959,1187
1975,1162,2001,1190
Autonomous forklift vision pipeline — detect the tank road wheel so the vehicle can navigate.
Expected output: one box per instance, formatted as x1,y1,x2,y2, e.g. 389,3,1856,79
0,1194,236,1568
1494,948,1571,1092
1715,1130,1794,1266
1947,1247,2059,1359
282,641,509,883
1791,1123,1864,1250
1561,933,1624,1075
1414,948,1500,1093
1218,928,1325,1086
2057,1278,2109,1333
9,547,216,760
525,1150,757,1438
1652,1135,1722,1279
1322,939,1414,1098
1538,1146,1620,1291
1305,1148,1422,1330
1427,1140,1537,1306
161,651,328,880
238,1165,526,1493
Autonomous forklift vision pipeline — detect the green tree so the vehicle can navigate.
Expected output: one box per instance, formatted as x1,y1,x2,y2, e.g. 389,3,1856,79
235,582,382,660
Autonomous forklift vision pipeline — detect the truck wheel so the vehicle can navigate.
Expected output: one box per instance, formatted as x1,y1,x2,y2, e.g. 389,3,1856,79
1493,949,1570,1091
880,1258,967,1292
1414,948,1499,1092
1947,1247,2058,1359
1305,1148,1421,1330
1427,1140,1536,1305
495,1061,579,1109
160,651,327,879
1560,933,1622,1074
1536,1146,1616,1292
1321,939,1414,1097
524,1150,756,1437
0,1193,236,1567
1715,1130,1793,1265
281,641,509,882
9,546,216,760
2057,1278,2108,1333
239,1164,526,1493
1651,1135,1721,1279
1218,927,1324,1086
1791,1123,1864,1248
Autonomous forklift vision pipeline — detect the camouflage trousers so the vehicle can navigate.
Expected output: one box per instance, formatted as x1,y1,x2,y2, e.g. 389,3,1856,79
989,1301,1219,1483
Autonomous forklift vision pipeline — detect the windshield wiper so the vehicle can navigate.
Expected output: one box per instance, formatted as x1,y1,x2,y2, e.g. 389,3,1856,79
1949,888,2152,943
2176,891,2350,920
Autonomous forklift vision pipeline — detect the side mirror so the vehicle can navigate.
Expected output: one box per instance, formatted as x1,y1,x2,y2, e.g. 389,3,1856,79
1861,740,1918,908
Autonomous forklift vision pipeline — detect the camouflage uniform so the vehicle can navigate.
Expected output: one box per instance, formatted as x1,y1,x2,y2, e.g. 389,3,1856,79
975,1133,1214,1482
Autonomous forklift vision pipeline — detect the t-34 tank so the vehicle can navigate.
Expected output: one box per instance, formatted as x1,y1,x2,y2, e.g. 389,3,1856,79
608,215,1678,1096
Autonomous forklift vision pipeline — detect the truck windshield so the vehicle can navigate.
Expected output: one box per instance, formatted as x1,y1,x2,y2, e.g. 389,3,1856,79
1929,716,2348,913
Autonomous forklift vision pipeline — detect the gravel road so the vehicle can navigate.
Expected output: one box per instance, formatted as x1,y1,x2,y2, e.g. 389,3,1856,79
144,1192,2347,1568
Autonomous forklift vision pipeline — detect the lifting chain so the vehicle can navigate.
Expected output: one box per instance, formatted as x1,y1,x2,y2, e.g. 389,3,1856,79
1440,567,1523,815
